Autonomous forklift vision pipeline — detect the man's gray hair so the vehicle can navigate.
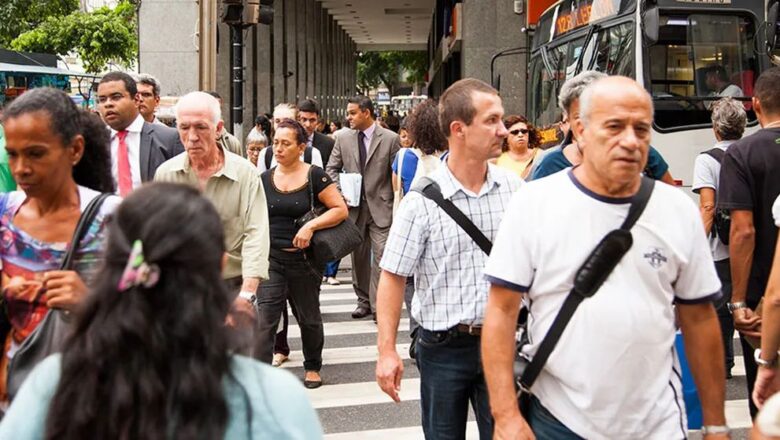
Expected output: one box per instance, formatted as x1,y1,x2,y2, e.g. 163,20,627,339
175,91,221,125
558,70,608,116
711,97,746,141
246,129,268,145
136,73,161,97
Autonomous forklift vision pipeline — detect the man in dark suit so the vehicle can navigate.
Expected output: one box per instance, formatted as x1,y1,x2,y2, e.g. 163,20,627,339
298,99,335,166
97,72,184,196
327,96,401,319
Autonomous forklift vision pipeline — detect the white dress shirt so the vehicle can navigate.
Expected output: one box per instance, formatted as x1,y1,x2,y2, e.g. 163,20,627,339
109,114,145,192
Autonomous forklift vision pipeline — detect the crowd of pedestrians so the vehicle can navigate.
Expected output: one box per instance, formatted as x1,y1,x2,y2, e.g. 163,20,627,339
0,64,779,439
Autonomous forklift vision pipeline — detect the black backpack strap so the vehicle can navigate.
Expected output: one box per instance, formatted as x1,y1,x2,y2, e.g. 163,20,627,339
304,146,313,164
412,177,492,254
702,148,725,163
265,148,273,169
518,177,655,392
61,193,111,270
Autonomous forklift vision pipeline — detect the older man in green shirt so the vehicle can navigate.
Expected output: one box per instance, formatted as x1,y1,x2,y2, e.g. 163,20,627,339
155,91,270,330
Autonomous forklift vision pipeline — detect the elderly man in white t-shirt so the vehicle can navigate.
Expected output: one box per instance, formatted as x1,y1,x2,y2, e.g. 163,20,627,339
481,76,729,439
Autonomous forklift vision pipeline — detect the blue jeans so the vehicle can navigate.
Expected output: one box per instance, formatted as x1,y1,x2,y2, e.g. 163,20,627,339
416,328,493,439
527,395,583,439
324,260,340,278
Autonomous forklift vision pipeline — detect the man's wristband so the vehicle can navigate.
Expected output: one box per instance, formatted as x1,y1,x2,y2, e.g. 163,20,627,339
238,290,257,305
700,425,730,436
727,302,748,313
755,349,780,368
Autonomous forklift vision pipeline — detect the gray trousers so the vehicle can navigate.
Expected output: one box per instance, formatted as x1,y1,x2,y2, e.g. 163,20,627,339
352,204,389,311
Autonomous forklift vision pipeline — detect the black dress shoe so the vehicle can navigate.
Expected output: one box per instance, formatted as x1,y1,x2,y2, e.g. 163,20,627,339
351,306,371,319
304,372,322,389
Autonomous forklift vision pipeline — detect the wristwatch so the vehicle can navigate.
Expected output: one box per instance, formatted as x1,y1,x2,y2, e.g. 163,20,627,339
755,349,780,368
700,425,730,436
727,302,748,313
238,290,258,306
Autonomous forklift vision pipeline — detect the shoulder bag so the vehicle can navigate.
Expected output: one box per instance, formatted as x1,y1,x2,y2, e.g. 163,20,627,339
6,193,111,401
295,167,362,266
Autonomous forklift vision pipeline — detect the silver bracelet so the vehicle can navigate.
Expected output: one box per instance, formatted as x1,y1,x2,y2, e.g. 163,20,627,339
700,425,730,436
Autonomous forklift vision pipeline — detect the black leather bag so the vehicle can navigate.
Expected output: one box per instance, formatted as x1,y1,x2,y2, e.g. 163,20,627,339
295,168,362,266
6,193,110,401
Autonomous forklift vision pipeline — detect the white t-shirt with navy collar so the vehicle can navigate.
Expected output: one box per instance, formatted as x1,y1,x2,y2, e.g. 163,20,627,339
484,169,721,440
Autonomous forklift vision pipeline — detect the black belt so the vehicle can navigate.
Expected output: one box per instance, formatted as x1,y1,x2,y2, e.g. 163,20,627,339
424,324,482,337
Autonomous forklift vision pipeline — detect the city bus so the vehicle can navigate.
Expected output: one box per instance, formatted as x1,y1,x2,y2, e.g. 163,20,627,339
391,95,428,118
526,0,779,189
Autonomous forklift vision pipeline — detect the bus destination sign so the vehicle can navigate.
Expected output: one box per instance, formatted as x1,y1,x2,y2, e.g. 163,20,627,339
554,0,621,36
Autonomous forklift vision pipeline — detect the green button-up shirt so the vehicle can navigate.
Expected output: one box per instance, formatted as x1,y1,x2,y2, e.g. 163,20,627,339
154,148,270,280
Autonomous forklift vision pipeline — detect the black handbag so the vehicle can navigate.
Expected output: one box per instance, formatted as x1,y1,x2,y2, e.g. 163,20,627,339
6,193,110,401
294,168,363,266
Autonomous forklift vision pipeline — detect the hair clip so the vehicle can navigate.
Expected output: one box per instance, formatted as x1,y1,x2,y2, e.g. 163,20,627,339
118,240,160,292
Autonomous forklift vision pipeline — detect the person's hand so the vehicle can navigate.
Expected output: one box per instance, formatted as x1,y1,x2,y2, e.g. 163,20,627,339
494,413,535,440
226,297,256,329
293,224,314,249
733,308,761,338
754,365,780,409
43,270,88,311
376,349,404,402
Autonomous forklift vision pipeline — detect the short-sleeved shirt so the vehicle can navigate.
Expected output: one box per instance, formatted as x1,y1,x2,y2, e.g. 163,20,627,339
380,162,522,330
261,165,333,250
692,140,735,261
774,195,780,226
0,354,323,439
0,126,16,192
391,148,420,195
718,127,780,303
484,170,720,439
531,145,670,181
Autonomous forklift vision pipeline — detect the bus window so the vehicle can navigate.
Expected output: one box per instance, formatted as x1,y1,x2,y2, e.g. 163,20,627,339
649,14,757,130
593,22,634,76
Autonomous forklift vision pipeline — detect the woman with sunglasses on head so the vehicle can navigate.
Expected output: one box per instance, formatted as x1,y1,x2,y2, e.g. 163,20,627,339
0,183,322,439
495,115,542,180
0,88,119,403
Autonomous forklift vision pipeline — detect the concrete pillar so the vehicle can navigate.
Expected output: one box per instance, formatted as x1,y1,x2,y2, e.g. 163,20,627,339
305,0,315,99
256,21,272,115
273,0,285,106
314,5,324,109
216,21,231,122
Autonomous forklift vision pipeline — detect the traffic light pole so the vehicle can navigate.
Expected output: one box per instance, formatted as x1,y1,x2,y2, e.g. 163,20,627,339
230,24,245,141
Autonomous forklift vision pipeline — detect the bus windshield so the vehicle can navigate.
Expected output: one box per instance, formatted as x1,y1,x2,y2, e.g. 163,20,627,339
649,13,758,130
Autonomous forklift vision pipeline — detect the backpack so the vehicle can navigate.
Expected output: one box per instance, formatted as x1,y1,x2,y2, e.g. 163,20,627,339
702,147,731,245
265,146,313,169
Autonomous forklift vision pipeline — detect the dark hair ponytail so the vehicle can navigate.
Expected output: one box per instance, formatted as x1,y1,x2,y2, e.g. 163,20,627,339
1,87,115,193
45,183,232,440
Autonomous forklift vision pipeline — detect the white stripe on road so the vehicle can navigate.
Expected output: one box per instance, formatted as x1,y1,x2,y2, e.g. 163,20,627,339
287,319,410,339
324,422,479,439
726,399,752,429
281,343,410,369
320,292,360,302
290,303,406,315
321,283,355,291
306,378,421,409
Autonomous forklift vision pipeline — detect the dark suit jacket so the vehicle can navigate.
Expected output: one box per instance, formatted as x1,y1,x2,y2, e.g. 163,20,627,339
313,131,335,167
139,122,184,182
326,124,401,228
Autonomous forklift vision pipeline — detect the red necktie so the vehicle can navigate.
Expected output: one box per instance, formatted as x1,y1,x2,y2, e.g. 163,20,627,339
116,130,132,197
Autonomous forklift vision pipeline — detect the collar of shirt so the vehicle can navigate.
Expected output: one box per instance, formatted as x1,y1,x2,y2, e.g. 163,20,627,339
307,133,314,147
714,140,735,150
171,144,240,182
111,114,145,139
361,123,376,143
437,158,502,199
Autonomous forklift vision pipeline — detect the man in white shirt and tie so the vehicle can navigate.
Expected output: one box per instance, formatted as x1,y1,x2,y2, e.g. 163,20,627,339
96,72,183,197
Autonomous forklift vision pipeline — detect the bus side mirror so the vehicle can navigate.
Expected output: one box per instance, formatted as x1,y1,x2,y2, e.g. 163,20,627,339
493,75,502,92
643,6,660,46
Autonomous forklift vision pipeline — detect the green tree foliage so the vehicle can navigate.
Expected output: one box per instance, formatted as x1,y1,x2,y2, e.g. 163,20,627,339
357,51,428,95
0,0,79,47
10,1,138,73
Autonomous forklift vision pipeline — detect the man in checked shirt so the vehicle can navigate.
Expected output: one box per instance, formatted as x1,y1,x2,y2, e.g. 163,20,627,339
375,78,522,439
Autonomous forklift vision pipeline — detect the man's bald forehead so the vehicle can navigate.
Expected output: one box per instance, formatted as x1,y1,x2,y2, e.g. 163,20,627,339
176,91,221,123
580,76,652,121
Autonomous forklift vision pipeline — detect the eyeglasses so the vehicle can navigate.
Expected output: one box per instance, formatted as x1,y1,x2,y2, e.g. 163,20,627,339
510,128,529,135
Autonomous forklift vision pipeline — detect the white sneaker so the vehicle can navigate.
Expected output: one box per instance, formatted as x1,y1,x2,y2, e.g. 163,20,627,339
272,353,289,367
326,277,341,285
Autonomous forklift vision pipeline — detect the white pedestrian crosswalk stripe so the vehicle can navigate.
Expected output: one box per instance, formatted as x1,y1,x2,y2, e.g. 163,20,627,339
286,281,754,438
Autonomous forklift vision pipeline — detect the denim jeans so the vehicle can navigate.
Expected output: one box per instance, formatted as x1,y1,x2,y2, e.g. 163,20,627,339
416,328,493,440
527,395,583,439
324,260,340,278
255,249,324,371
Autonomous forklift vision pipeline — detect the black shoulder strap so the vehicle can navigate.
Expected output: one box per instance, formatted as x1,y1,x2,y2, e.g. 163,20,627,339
265,148,273,169
61,193,111,270
702,148,725,164
518,177,655,392
412,177,492,254
304,146,313,164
